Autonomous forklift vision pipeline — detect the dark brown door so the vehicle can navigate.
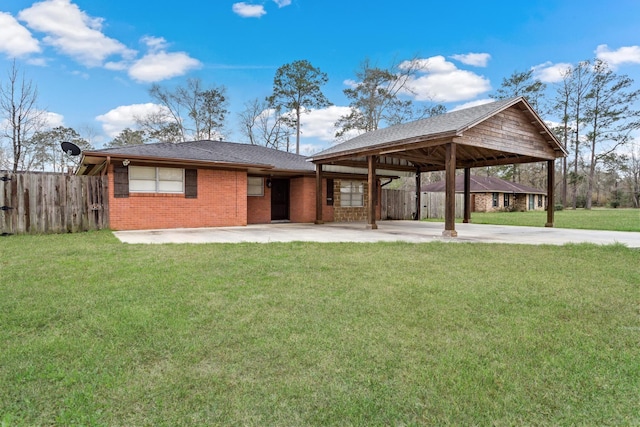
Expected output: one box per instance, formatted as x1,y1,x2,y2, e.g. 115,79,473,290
271,179,289,221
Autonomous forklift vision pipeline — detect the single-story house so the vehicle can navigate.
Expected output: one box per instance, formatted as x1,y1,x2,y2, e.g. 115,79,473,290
78,96,566,236
421,175,547,212
77,140,400,230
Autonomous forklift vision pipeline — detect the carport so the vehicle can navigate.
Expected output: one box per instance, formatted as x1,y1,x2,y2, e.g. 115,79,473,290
309,97,567,237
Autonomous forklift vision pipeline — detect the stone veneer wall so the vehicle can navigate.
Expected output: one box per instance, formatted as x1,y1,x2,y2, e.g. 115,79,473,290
332,179,380,222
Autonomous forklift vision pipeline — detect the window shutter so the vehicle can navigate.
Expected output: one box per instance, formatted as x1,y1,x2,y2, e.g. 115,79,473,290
185,169,197,198
113,166,129,198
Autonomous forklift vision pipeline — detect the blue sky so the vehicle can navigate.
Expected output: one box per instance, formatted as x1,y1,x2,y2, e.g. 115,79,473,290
1,0,640,153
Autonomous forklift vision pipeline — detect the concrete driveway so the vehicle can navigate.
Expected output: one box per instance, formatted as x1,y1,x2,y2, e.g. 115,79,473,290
113,220,640,247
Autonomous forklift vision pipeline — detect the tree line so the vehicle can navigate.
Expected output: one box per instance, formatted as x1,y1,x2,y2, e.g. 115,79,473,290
1,57,639,208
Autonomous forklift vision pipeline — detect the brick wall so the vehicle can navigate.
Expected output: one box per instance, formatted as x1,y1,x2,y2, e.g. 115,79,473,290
108,164,247,230
247,181,271,224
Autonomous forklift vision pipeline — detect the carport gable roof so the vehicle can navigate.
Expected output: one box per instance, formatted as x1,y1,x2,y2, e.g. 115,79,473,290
79,140,315,175
309,97,566,171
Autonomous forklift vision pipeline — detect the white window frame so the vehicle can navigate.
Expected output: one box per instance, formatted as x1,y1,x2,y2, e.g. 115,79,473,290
340,180,364,207
129,166,184,194
247,176,264,197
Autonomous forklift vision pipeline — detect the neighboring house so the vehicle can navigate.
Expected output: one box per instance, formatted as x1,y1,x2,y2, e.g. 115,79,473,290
77,140,384,230
421,175,547,212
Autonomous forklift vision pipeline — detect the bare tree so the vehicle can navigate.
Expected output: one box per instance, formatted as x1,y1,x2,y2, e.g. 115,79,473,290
137,78,229,143
553,65,575,206
582,59,640,209
238,98,293,150
568,61,594,209
0,60,46,172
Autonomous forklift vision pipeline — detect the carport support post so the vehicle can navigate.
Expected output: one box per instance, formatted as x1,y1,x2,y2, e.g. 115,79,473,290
315,164,324,224
443,143,458,237
545,159,555,227
463,167,471,223
415,169,421,220
367,155,378,229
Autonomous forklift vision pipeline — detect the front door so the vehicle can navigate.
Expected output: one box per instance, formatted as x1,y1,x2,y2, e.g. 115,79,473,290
271,179,290,221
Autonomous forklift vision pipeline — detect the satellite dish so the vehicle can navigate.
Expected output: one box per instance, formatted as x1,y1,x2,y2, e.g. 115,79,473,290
61,141,81,156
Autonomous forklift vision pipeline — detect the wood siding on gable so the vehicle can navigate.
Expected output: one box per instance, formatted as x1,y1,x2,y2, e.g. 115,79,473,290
459,107,557,160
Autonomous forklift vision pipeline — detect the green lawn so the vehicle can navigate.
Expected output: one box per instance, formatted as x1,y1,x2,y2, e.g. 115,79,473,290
427,208,640,232
1,232,639,426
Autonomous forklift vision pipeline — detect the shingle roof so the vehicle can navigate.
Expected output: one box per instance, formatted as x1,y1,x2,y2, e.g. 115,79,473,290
310,97,530,160
84,140,315,172
421,175,546,195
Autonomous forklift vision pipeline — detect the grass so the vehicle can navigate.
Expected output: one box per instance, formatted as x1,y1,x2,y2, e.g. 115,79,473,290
426,208,640,232
1,231,639,426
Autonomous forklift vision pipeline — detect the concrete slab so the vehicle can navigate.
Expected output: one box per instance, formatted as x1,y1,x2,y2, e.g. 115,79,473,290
113,221,640,247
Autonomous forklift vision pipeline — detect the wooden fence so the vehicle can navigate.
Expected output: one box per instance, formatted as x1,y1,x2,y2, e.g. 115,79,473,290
381,189,464,220
0,172,108,235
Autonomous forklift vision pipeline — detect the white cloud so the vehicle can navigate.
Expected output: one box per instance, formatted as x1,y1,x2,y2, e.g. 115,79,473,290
273,0,292,7
532,61,573,83
300,105,353,142
128,50,201,83
232,2,267,18
595,44,640,69
18,0,135,67
96,103,168,137
141,35,169,52
402,56,491,102
0,11,41,57
43,111,65,127
450,53,491,67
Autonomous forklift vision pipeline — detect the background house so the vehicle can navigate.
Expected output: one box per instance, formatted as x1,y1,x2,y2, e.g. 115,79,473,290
421,175,547,213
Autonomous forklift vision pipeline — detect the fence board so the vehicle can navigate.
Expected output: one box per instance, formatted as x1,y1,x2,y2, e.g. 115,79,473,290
0,172,108,235
381,189,466,220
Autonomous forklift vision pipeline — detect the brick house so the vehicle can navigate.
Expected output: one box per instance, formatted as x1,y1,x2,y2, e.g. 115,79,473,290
77,140,389,230
421,175,547,212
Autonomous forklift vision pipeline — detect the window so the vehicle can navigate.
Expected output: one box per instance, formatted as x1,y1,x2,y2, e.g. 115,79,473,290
340,180,364,207
247,176,264,196
538,195,543,208
492,192,499,207
504,193,510,208
129,166,184,193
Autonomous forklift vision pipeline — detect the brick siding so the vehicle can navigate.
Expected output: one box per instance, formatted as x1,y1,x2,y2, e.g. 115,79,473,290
108,164,247,230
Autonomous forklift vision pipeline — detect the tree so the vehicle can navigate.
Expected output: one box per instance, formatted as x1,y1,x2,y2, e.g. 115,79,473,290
0,60,46,172
29,126,92,173
552,65,576,207
582,59,640,209
105,128,146,148
567,61,594,209
137,78,229,143
238,98,293,151
490,69,547,112
267,60,331,154
335,58,445,141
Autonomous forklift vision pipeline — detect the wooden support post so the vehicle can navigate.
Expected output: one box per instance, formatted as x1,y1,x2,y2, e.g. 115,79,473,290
367,155,378,229
415,169,421,220
443,143,458,237
545,159,555,227
315,164,324,224
463,167,471,223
